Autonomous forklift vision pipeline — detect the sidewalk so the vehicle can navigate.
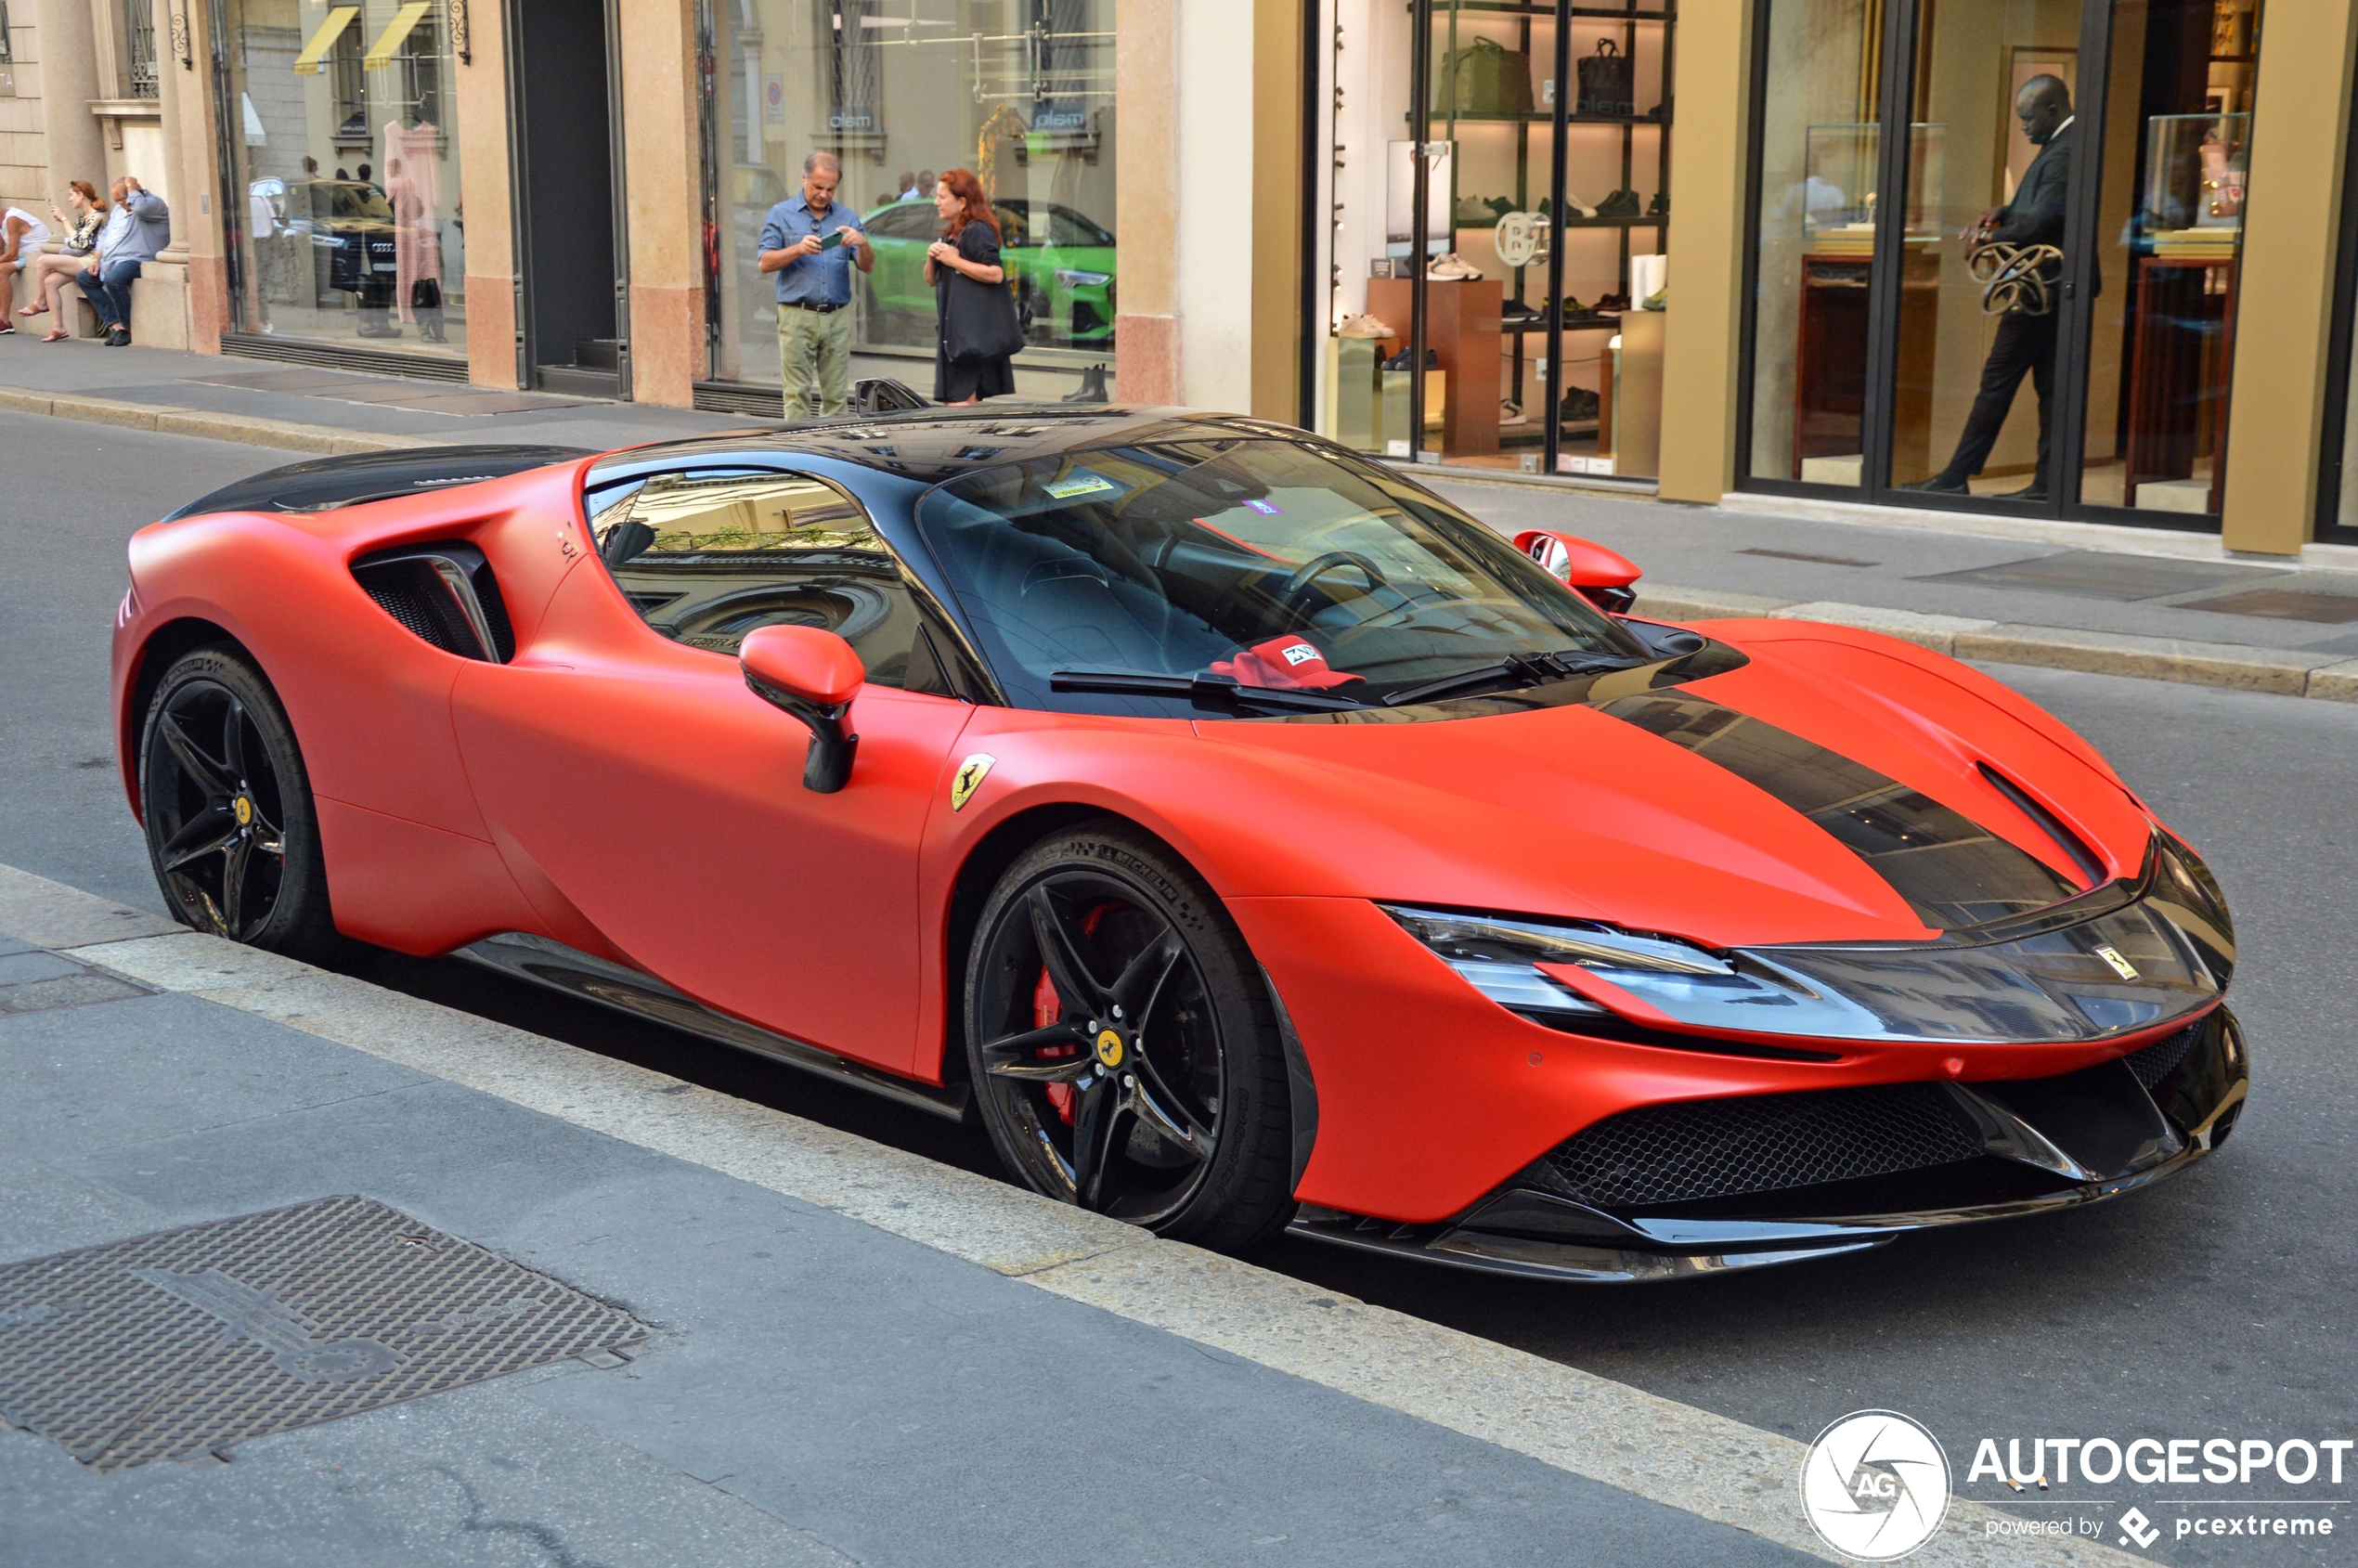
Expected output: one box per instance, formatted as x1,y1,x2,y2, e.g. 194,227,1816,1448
0,863,2141,1568
3,330,2352,701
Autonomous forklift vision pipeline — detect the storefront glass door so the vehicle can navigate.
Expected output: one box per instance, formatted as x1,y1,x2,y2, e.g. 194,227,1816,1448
1740,0,2261,529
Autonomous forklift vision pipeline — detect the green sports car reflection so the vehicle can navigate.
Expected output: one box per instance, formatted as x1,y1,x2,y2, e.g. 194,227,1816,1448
858,198,1115,348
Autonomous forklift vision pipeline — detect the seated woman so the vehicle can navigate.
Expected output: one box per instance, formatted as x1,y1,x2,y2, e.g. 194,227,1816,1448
0,200,54,332
17,183,106,343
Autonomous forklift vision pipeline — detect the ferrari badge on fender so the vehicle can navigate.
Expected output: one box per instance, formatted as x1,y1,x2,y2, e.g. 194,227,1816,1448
950,753,996,811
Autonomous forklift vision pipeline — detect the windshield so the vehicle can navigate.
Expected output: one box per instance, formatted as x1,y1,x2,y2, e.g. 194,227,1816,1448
912,436,1646,717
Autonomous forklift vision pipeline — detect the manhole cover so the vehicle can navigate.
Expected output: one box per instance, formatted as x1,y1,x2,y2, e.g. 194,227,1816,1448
2173,586,2358,624
0,1196,645,1471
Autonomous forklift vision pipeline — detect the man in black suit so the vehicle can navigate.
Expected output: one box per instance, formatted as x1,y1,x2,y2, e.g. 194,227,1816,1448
1904,75,2076,502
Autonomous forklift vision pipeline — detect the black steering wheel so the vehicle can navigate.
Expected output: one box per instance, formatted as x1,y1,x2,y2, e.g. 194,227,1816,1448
1274,551,1389,616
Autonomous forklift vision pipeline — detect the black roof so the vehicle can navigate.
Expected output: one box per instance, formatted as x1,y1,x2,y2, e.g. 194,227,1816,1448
162,444,594,521
596,406,1302,486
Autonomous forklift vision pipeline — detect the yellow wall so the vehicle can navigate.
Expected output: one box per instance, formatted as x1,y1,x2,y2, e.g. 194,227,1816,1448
2220,0,2358,554
1657,0,1754,504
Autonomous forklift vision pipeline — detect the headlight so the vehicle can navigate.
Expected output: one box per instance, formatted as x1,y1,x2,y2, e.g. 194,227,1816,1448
1054,268,1111,288
1383,841,2229,1047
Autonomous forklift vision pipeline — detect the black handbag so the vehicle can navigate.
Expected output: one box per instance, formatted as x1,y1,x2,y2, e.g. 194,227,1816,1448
1575,39,1634,117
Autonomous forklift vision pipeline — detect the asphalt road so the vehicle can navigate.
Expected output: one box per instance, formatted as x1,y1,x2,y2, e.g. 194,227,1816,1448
9,410,2353,1560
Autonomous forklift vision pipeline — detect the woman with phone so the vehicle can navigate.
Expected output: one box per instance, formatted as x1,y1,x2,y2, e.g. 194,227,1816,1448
926,169,1022,405
16,182,106,343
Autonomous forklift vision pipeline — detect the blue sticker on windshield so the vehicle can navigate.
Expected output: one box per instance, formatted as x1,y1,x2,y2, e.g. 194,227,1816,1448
1043,473,1121,499
1244,499,1283,514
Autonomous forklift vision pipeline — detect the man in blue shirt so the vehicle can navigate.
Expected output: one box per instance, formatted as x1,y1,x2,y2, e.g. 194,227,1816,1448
758,150,873,417
78,175,170,347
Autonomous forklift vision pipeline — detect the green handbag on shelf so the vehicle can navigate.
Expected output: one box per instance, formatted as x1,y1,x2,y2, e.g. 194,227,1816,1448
1432,35,1535,117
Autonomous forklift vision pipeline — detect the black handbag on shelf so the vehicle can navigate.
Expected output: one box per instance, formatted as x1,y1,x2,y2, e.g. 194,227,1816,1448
1575,39,1634,117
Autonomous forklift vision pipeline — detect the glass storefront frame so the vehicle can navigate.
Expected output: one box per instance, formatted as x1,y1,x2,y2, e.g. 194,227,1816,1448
1311,0,1673,481
2314,63,2358,547
209,0,474,370
691,0,1120,402
1735,0,2263,532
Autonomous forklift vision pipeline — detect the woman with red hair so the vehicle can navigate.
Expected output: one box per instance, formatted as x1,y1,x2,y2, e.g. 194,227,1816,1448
926,168,1022,404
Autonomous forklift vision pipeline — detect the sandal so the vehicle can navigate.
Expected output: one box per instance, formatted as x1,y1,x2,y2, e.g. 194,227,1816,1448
40,330,68,343
17,305,45,317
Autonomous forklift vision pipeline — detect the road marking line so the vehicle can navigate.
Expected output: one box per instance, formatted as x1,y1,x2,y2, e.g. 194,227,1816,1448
0,863,2149,1566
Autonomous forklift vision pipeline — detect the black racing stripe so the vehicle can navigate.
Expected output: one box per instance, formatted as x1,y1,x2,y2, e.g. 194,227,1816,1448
1596,691,2079,931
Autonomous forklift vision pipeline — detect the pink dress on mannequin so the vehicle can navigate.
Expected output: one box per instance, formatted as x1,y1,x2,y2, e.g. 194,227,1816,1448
381,122,443,325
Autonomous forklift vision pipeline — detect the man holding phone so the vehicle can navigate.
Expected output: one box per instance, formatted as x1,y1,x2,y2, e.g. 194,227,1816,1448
758,150,872,418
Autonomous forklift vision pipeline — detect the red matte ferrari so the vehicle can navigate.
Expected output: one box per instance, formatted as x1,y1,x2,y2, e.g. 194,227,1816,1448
111,408,2246,1280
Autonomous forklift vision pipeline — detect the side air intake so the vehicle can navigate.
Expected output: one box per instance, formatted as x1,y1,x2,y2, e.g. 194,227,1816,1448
351,541,516,662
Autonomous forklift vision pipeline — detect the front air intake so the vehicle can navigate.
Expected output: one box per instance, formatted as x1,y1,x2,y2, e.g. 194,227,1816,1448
351,541,515,662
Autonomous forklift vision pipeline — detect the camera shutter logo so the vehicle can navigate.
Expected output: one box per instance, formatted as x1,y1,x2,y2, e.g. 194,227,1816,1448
1800,1410,1951,1561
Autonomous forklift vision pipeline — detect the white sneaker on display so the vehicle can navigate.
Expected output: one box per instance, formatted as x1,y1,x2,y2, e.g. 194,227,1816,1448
1336,313,1395,339
1426,253,1483,281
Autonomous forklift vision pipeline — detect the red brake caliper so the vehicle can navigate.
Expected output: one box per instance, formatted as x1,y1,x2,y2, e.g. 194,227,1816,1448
1032,904,1110,1125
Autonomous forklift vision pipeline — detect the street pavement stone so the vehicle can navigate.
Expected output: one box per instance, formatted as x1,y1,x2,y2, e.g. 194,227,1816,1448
0,962,1824,1567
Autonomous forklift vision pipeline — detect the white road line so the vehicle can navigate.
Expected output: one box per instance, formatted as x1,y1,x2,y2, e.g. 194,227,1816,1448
1,863,2150,1567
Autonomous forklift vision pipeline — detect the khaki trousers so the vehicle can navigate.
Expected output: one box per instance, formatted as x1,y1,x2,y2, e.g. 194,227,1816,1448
778,304,853,418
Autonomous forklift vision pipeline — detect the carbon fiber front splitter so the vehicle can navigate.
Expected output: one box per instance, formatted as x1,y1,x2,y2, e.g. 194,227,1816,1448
1285,1006,2248,1284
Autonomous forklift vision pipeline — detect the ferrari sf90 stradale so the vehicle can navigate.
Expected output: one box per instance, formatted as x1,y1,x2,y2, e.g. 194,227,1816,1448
112,408,2245,1280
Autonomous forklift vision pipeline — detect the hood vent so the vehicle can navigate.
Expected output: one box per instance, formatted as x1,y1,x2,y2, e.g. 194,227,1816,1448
1976,763,2105,889
351,541,515,662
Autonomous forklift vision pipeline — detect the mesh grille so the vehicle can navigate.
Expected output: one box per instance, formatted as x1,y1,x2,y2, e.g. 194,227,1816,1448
359,576,469,656
2123,1019,2202,1092
1535,1083,1984,1210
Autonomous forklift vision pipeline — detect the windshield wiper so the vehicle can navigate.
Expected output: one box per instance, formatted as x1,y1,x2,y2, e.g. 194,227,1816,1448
1050,668,1366,712
1380,649,1644,708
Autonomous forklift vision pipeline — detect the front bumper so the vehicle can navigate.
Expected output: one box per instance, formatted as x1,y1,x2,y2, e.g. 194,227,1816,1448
1289,1004,2247,1282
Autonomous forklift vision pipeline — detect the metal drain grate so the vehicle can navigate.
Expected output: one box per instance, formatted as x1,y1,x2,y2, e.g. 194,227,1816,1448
0,1195,645,1471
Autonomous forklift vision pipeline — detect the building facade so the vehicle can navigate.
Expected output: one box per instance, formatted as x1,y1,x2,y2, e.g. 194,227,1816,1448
5,0,2356,555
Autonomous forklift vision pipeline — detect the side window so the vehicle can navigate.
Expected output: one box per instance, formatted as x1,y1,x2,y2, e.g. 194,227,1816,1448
588,469,928,689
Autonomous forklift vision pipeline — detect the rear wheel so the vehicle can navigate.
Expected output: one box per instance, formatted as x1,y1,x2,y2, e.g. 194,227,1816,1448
964,822,1295,1249
137,646,336,957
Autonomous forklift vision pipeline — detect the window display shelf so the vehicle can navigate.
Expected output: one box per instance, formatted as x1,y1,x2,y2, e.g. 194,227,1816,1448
1409,2,1672,18
1414,110,1670,125
1453,214,1666,230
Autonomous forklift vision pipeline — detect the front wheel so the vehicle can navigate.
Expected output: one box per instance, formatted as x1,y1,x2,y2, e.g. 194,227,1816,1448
964,822,1295,1249
137,645,337,957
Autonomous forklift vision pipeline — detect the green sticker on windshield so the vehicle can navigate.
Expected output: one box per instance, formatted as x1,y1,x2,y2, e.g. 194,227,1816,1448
1043,473,1119,499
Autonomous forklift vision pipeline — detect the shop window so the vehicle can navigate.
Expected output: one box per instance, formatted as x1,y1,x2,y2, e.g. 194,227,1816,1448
1740,0,2261,528
214,0,467,361
1317,1,1672,484
697,0,1117,392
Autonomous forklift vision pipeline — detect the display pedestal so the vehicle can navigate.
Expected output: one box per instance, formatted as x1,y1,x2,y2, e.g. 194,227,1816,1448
1611,309,1666,476
1794,249,1936,484
1328,337,1386,452
1367,277,1500,457
2125,254,2236,513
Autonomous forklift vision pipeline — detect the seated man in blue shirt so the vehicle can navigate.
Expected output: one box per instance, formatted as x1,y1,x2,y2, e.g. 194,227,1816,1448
758,151,873,418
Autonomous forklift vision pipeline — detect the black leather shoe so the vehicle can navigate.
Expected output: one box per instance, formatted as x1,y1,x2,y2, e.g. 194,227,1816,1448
1991,484,2048,502
106,327,130,346
1898,475,1968,495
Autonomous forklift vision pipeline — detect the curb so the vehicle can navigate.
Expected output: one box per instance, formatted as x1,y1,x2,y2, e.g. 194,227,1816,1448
0,385,430,457
1636,586,2358,704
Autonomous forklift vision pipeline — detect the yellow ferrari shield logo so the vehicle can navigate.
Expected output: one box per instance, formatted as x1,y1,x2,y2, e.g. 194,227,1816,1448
232,797,254,826
1094,1029,1126,1069
2093,944,2140,981
950,753,996,811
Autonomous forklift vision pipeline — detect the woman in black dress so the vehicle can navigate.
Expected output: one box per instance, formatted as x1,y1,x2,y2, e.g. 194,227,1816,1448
926,168,1019,404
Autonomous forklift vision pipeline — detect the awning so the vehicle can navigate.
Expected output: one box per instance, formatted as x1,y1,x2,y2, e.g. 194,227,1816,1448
291,6,359,73
362,2,434,70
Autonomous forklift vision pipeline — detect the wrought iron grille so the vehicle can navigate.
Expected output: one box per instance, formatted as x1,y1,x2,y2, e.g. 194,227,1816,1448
123,0,159,97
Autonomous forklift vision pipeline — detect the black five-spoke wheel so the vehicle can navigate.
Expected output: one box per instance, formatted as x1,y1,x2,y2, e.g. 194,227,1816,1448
965,823,1295,1247
139,647,334,954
